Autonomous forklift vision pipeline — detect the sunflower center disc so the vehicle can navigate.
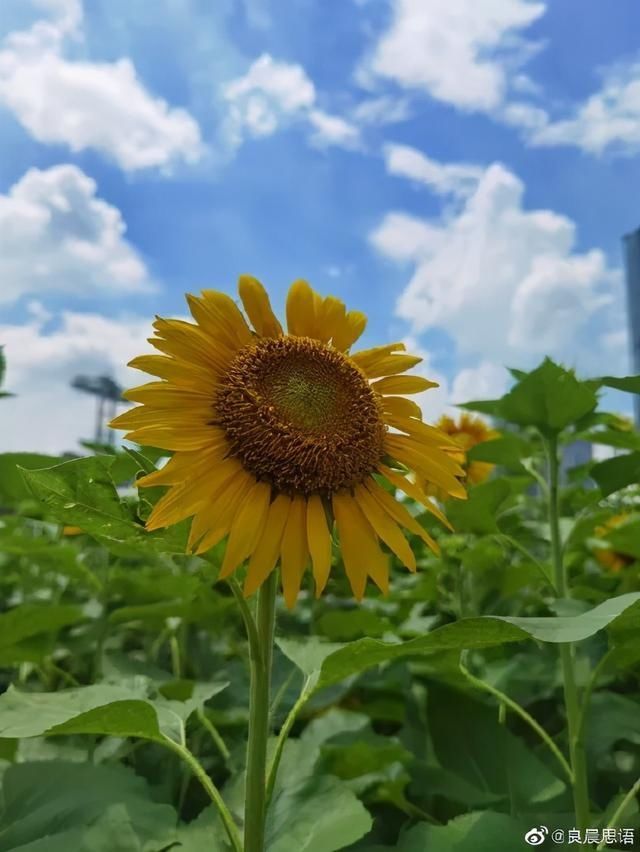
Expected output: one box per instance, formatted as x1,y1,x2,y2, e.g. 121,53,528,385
215,336,386,495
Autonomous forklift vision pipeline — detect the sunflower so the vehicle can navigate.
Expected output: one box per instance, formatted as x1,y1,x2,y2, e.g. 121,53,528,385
594,514,636,573
110,277,465,606
419,413,498,501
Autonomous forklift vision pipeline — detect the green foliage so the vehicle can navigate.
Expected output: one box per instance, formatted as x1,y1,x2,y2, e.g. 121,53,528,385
0,354,638,849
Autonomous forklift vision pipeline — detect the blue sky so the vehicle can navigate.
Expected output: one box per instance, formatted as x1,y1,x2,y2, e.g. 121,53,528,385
1,0,639,452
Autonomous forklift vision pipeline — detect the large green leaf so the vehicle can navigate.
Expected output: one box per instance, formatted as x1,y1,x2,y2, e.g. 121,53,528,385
20,455,187,554
577,429,640,451
590,452,640,497
0,604,84,649
360,812,529,852
499,359,598,433
445,479,512,534
596,375,640,395
0,761,177,852
278,593,640,691
466,434,533,468
265,716,373,852
426,684,564,806
0,680,228,744
0,453,62,503
174,807,231,851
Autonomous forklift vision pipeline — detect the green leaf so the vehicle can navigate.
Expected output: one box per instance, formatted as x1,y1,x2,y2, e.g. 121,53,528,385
466,434,533,468
427,684,564,806
278,593,640,691
590,452,640,497
0,346,5,387
20,455,187,554
0,761,177,852
456,399,505,417
0,604,84,649
606,519,640,558
445,479,512,534
0,453,62,503
174,807,231,851
267,774,372,852
577,429,640,451
0,680,228,744
596,374,640,395
360,812,529,852
499,358,598,433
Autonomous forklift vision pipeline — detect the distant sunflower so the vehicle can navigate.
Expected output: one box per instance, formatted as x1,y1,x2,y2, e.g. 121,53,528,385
110,277,465,606
594,514,635,573
420,413,498,501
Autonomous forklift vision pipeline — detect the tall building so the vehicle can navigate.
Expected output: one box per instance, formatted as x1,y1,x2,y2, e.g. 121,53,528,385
623,227,640,426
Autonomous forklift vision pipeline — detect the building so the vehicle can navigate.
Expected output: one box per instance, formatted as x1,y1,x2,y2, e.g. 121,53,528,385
623,227,640,426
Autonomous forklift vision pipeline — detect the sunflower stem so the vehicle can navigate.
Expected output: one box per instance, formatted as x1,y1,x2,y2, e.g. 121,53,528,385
244,571,277,852
545,432,591,833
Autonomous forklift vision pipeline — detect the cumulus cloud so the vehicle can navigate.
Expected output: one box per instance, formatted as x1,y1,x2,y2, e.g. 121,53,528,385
384,143,483,198
370,153,624,377
222,53,360,150
528,59,640,155
0,0,203,170
0,164,153,305
0,305,153,453
360,0,545,112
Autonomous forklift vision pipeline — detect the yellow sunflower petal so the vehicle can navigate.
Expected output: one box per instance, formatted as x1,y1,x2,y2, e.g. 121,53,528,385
351,342,406,372
244,494,291,596
152,318,233,374
385,435,467,499
127,355,216,391
286,279,317,337
199,290,253,347
121,425,219,452
365,479,440,557
306,494,333,597
331,310,367,352
360,354,422,379
371,375,438,395
137,445,226,488
379,464,453,530
219,481,272,580
315,296,346,343
354,483,416,572
333,492,389,597
381,396,423,420
192,471,256,554
385,413,461,448
238,275,283,337
280,495,309,609
146,456,240,530
186,293,247,354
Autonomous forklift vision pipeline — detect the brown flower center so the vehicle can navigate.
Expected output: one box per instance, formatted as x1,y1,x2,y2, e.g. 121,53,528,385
215,336,386,495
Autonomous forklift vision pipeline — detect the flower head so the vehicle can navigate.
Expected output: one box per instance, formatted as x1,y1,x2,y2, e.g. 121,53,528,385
594,513,636,572
436,413,499,487
111,277,465,606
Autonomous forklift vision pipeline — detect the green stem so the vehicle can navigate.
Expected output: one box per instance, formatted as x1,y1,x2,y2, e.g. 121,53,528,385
160,734,242,852
545,432,591,832
197,707,230,761
460,656,573,784
265,674,315,808
244,572,277,852
576,649,614,753
597,777,640,850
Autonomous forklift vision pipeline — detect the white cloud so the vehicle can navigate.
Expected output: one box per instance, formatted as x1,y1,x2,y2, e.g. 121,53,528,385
0,305,153,453
0,0,203,170
222,53,361,150
307,109,361,149
0,164,153,305
529,60,640,155
451,361,509,403
351,95,412,125
371,154,624,377
384,143,483,198
361,0,545,112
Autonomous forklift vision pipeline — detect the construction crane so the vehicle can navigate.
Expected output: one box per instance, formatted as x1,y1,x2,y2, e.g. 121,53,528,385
71,374,124,446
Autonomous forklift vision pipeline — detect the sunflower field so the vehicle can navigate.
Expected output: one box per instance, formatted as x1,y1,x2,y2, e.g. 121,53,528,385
1,287,640,852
